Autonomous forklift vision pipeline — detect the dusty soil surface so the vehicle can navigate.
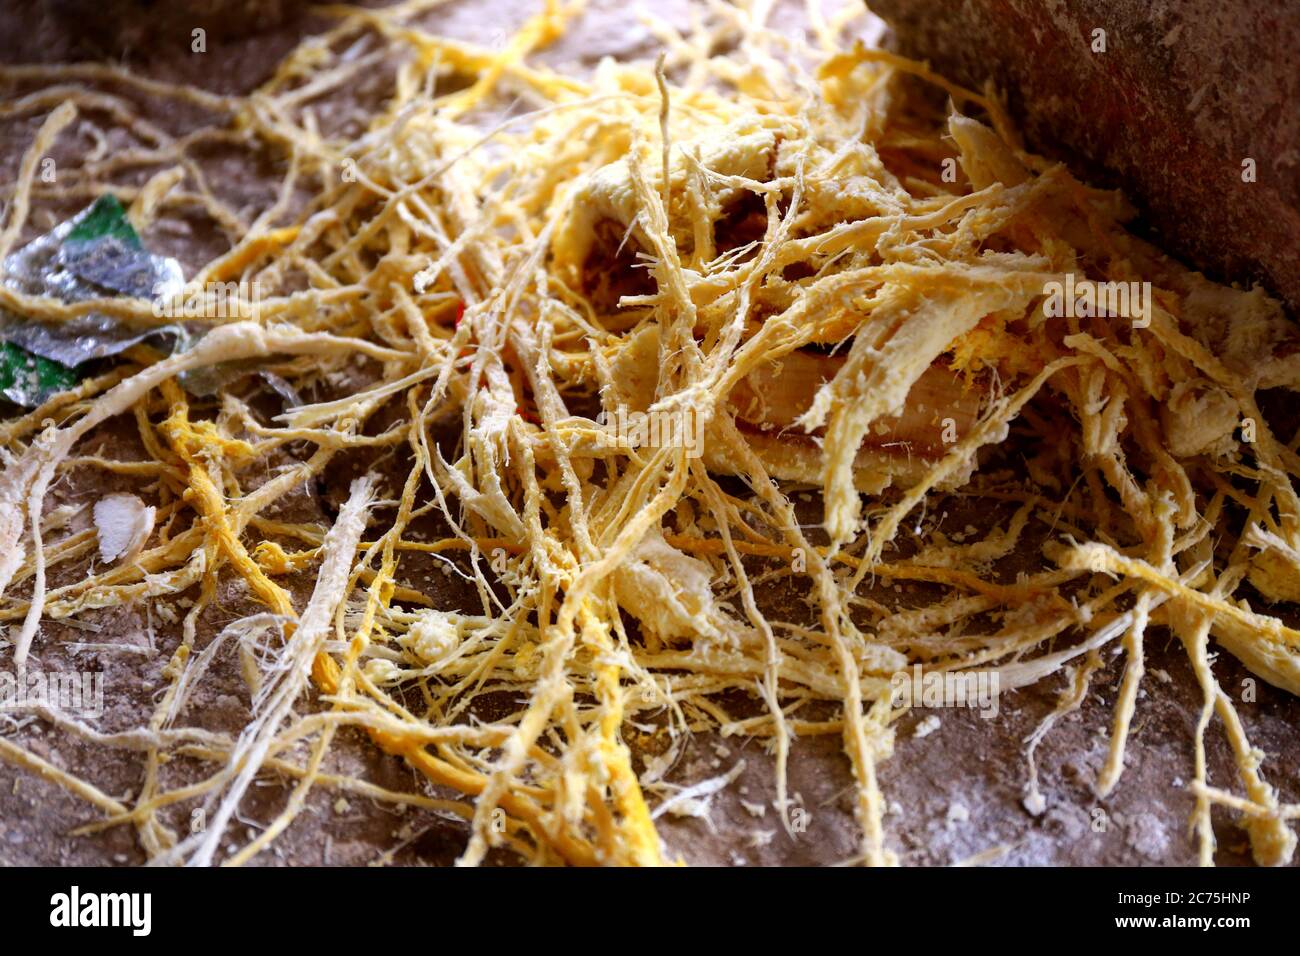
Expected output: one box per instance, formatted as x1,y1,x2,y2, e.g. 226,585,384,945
0,0,1297,867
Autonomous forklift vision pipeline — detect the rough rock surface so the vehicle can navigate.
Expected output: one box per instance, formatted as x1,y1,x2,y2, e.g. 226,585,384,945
872,0,1300,316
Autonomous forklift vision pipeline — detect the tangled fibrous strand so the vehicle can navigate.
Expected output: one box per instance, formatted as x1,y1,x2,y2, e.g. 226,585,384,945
1,0,1299,866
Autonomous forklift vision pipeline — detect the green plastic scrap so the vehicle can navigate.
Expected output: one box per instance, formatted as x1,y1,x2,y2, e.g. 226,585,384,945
0,195,186,407
0,341,79,407
67,194,143,248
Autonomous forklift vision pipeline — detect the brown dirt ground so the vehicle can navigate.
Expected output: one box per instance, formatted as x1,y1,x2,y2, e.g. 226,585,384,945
0,0,1298,867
